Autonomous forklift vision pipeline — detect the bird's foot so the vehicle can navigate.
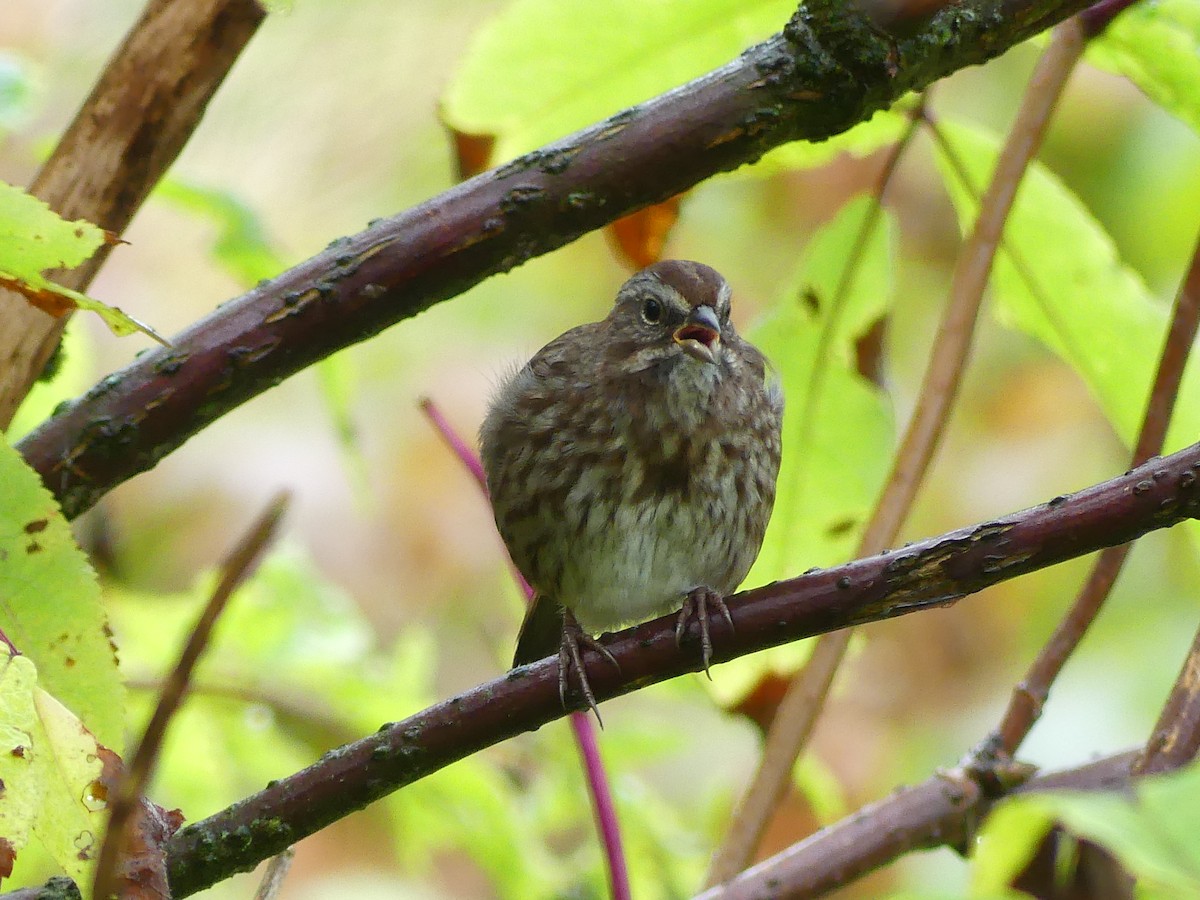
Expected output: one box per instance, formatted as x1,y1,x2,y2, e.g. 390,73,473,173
675,586,734,677
558,609,619,726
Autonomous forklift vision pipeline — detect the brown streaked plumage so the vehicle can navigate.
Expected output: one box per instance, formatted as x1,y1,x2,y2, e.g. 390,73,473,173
480,260,783,718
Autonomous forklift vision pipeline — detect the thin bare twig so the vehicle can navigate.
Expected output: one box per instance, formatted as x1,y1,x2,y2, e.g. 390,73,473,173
419,398,631,900
994,225,1200,755
92,492,288,900
252,848,295,900
706,19,1088,886
124,675,353,744
1136,618,1200,775
1131,233,1200,776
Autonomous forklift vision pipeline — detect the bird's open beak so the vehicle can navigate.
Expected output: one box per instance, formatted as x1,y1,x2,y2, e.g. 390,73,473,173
673,305,722,365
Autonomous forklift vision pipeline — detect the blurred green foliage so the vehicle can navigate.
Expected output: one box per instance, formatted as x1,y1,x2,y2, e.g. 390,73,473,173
972,762,1200,897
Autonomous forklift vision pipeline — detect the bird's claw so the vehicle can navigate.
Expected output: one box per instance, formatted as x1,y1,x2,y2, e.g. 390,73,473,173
675,586,733,677
558,610,619,726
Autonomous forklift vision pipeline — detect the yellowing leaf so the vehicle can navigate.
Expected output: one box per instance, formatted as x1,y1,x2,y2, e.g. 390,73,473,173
0,432,124,753
0,180,166,344
0,653,110,889
29,685,109,888
0,654,39,859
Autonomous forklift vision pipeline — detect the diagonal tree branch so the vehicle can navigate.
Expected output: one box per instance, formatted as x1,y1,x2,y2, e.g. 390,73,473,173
16,0,1092,519
165,441,1200,896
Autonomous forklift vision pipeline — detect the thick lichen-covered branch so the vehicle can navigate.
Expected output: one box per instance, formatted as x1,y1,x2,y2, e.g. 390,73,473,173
18,0,1091,518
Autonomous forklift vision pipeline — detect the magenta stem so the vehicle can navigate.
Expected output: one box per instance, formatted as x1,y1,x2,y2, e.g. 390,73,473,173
571,712,632,900
419,397,487,488
420,396,632,899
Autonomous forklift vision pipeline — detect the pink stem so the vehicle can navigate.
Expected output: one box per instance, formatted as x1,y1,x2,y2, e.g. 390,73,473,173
571,712,632,900
419,397,487,488
420,397,631,900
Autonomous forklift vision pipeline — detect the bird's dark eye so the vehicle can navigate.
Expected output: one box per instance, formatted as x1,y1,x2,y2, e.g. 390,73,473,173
641,297,663,324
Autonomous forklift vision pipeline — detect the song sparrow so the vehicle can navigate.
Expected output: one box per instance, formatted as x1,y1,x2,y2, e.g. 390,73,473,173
480,260,783,717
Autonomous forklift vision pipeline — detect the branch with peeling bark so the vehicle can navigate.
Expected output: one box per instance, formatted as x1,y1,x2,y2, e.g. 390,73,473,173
163,443,1200,896
16,0,1092,519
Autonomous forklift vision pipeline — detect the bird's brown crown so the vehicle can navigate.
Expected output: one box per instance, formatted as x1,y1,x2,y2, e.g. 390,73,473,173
639,260,730,313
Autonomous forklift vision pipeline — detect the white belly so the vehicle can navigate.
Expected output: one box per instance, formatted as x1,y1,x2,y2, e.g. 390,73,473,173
553,466,746,633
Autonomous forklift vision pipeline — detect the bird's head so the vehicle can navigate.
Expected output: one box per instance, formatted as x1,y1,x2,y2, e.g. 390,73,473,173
607,260,734,373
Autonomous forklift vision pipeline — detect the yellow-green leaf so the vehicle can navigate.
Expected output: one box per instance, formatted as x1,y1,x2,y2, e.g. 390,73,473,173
932,122,1200,457
0,653,40,859
748,196,895,583
0,180,166,344
0,432,124,753
442,0,795,164
29,684,109,889
1088,0,1200,138
0,653,108,889
727,106,913,179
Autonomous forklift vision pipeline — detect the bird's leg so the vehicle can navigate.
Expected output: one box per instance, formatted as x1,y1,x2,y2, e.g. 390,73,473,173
558,608,620,725
675,585,734,677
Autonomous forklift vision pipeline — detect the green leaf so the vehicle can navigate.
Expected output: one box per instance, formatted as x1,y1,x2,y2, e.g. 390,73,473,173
970,798,1057,895
6,317,95,442
442,0,795,163
711,197,894,704
728,106,913,179
154,179,286,286
747,196,895,582
933,121,1177,450
0,180,167,343
0,181,105,274
1088,0,1200,138
972,763,1200,896
0,432,124,753
0,652,109,889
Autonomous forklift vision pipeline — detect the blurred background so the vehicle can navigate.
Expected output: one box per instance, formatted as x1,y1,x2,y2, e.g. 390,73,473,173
2,0,1200,897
